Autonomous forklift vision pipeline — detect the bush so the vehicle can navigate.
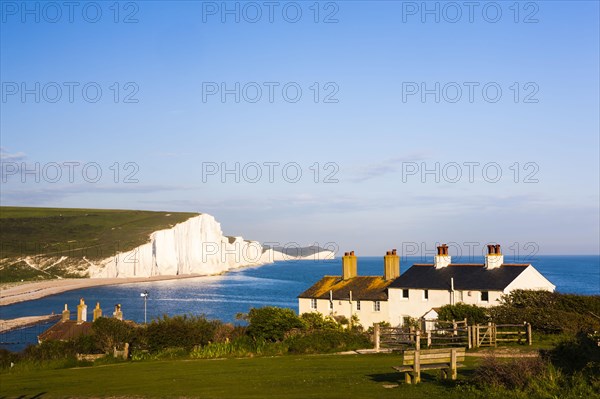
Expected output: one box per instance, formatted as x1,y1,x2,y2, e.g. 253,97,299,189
92,317,136,353
488,290,600,334
190,336,286,359
548,330,600,376
21,340,77,361
300,312,340,330
246,307,304,342
0,349,19,369
438,303,489,325
143,315,219,352
286,330,372,354
473,356,547,390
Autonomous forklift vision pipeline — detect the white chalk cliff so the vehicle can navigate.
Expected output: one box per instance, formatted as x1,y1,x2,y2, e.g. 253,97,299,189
88,214,334,278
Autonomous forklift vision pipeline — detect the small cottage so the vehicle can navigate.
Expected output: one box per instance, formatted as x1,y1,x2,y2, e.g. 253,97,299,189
387,244,556,325
298,243,555,328
298,250,400,327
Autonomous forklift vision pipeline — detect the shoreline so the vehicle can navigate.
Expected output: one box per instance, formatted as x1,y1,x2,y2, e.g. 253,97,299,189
0,253,335,307
0,274,213,307
0,314,61,333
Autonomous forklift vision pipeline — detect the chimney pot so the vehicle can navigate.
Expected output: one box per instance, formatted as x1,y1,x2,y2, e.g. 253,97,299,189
485,243,504,268
434,244,451,268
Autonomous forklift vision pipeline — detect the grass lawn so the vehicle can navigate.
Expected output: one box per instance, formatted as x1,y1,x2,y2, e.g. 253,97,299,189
0,206,198,283
0,354,481,398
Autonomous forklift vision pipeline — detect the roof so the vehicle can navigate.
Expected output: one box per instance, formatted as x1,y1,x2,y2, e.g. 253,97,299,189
298,276,394,301
38,320,93,342
388,264,530,291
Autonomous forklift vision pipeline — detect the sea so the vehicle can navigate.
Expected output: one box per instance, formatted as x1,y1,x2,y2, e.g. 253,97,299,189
1,255,598,352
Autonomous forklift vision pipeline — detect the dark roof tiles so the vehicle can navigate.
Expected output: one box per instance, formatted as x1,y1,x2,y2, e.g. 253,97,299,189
388,264,530,291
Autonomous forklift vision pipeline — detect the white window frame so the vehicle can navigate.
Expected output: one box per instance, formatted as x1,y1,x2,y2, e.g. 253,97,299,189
373,301,381,312
310,298,317,309
423,289,429,301
356,300,361,311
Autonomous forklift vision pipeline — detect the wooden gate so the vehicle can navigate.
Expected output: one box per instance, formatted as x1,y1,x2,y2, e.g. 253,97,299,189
474,323,496,347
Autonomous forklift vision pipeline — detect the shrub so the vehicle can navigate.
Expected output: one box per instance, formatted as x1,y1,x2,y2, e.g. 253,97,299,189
286,330,372,354
0,349,19,369
473,356,547,390
489,290,600,334
21,340,77,361
438,303,489,325
246,307,304,342
92,317,136,353
548,330,600,376
143,315,218,352
212,323,239,343
300,312,340,330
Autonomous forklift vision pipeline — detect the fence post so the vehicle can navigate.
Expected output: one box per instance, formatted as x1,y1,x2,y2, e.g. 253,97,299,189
467,325,472,349
475,324,480,348
452,319,457,336
415,329,421,351
374,323,380,351
427,331,431,348
527,323,532,346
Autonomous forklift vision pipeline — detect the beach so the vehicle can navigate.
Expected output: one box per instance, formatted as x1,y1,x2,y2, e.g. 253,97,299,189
0,314,61,333
0,275,205,307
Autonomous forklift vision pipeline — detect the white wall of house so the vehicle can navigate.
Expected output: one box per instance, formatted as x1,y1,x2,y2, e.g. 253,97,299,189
503,265,556,292
298,298,389,327
387,287,505,323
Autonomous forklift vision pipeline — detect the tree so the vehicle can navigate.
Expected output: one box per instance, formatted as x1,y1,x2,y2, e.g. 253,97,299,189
437,303,488,325
246,307,304,342
92,317,135,353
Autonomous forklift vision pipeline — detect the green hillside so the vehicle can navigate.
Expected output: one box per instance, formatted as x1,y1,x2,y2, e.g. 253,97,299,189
0,207,199,283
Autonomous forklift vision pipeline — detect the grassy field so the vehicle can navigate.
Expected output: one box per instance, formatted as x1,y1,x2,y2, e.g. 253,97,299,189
0,207,199,283
0,353,482,399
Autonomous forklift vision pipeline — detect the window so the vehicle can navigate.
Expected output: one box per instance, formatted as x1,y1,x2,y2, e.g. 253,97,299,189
481,291,489,302
356,300,361,311
329,301,333,310
423,289,429,300
374,301,381,312
310,298,317,309
402,289,409,299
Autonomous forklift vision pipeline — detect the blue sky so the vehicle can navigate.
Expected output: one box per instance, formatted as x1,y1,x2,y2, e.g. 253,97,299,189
1,1,598,256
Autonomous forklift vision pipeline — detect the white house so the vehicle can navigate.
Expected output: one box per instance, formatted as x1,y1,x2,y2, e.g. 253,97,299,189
298,250,400,327
387,244,556,326
298,244,556,328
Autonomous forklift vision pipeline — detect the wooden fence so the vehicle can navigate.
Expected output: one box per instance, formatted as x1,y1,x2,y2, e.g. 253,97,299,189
374,321,532,350
470,323,532,348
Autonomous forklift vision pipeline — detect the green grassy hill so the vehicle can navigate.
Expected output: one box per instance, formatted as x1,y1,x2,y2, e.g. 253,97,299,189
0,207,199,283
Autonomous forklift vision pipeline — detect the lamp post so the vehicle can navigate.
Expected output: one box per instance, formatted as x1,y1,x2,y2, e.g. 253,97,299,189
140,291,148,324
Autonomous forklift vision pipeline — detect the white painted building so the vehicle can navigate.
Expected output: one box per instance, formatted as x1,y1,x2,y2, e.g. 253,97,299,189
387,244,556,326
298,244,556,328
298,250,399,327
